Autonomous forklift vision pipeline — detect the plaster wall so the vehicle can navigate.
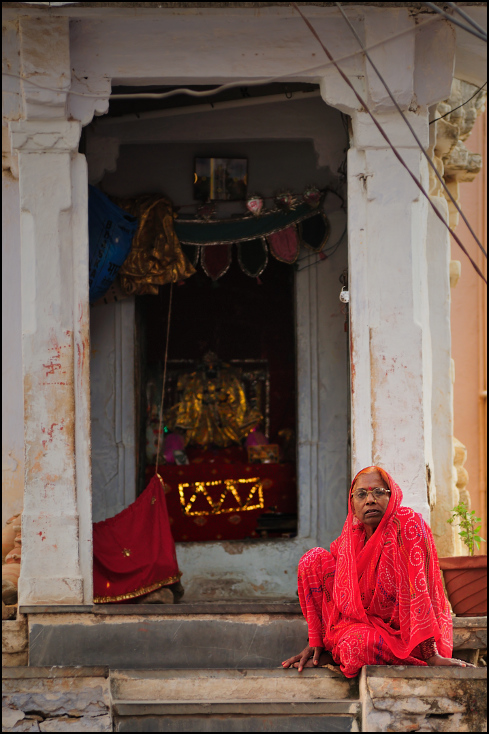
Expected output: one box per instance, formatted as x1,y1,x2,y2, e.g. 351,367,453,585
451,110,487,554
2,20,24,525
2,173,24,523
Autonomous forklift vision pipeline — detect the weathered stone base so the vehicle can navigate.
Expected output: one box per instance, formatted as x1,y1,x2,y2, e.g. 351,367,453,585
360,666,487,733
2,665,487,733
2,614,28,667
2,668,111,733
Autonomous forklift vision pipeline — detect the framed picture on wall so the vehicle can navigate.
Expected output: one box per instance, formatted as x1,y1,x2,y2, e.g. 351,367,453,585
194,158,248,201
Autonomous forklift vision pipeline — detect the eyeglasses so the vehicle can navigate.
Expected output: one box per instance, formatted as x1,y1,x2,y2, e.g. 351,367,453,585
352,487,391,502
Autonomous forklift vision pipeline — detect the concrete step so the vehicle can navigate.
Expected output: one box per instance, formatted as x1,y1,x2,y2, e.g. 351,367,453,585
110,669,361,732
26,606,487,669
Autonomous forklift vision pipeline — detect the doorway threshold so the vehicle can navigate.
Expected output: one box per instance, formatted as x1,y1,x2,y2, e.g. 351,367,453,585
20,598,302,615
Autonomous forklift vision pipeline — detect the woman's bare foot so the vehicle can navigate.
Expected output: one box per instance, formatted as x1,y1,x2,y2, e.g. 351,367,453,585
292,650,335,668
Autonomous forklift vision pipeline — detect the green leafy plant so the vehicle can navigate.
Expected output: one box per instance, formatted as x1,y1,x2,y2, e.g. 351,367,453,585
447,501,485,556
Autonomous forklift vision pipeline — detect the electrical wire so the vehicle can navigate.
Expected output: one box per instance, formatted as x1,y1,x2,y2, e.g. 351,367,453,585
291,3,487,285
335,1,487,260
445,2,488,38
1,13,444,101
419,2,487,42
430,81,487,124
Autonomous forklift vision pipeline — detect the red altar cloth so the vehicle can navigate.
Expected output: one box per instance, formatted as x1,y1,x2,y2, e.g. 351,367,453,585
93,474,181,603
146,447,297,542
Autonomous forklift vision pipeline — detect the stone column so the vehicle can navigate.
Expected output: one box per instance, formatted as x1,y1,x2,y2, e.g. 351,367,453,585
6,15,97,605
346,110,435,521
9,120,92,604
318,8,456,522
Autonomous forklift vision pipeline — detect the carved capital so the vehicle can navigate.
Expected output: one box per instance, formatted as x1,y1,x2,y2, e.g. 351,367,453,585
9,120,81,153
429,80,486,226
453,436,470,509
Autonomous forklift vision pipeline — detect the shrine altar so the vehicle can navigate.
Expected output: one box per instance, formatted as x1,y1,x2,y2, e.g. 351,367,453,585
145,447,297,542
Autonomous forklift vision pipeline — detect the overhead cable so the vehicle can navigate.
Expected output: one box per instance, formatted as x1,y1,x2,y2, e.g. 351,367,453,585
419,2,487,42
291,3,487,285
1,14,443,101
445,2,488,38
335,2,486,260
429,82,487,124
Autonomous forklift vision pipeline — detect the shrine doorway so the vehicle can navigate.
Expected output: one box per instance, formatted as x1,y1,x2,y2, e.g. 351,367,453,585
137,251,298,544
88,83,350,600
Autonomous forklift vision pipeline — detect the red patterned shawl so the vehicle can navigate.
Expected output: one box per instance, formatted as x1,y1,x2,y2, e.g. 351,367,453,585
327,466,452,659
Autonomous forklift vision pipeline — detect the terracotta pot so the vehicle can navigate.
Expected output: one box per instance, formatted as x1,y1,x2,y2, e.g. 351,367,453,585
439,555,487,617
2,514,20,562
5,548,21,564
2,562,21,588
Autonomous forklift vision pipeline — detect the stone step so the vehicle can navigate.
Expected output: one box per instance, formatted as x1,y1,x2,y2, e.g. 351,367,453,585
110,669,361,733
111,668,358,703
28,610,308,668
26,607,487,669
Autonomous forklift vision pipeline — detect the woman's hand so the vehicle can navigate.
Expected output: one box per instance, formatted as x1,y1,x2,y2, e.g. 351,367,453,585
282,645,324,672
426,654,476,668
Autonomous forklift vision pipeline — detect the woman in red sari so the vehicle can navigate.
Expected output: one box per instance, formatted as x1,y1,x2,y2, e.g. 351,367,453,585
282,466,475,678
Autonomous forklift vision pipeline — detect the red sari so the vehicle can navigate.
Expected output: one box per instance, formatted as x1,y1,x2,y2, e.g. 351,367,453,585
298,467,452,678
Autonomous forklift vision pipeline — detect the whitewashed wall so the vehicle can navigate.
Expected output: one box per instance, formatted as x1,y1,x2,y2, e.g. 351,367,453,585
2,172,24,523
2,3,473,603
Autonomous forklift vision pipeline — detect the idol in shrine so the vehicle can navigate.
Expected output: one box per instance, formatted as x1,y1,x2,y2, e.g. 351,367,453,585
166,351,262,449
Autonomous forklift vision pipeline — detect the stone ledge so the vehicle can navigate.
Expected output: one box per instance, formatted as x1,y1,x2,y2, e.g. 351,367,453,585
3,666,110,679
364,665,487,679
20,600,303,615
111,700,362,716
452,616,487,627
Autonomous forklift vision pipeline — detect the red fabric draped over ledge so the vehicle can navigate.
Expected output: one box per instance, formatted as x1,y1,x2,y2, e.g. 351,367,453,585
93,474,181,603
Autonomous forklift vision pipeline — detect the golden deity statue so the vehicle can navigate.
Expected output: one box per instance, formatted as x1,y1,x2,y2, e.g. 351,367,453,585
166,352,262,448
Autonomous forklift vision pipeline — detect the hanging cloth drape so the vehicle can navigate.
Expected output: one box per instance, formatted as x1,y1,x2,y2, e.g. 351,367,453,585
174,199,325,245
114,194,196,295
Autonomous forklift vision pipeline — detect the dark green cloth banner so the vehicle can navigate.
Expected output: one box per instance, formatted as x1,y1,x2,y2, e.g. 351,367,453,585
174,201,320,245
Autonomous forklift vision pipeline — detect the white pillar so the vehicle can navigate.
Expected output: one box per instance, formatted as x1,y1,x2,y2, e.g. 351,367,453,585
346,110,434,521
318,7,455,524
427,195,462,555
10,119,92,604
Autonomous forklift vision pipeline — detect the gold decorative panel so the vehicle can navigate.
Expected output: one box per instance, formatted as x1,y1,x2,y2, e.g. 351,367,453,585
178,477,264,517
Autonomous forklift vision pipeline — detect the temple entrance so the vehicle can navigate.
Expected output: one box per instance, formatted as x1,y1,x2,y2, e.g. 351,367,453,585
88,82,350,599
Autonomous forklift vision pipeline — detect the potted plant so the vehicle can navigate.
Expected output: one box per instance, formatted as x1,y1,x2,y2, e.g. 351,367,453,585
439,501,487,617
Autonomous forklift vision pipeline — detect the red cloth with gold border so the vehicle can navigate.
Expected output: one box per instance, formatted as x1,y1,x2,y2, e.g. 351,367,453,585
146,446,297,542
93,474,181,602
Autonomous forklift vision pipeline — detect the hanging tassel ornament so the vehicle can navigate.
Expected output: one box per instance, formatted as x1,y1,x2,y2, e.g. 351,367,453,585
246,194,265,216
303,186,322,208
275,191,299,212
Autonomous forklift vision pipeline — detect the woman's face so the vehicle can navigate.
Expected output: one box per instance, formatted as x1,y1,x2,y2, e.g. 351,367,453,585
351,469,390,529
